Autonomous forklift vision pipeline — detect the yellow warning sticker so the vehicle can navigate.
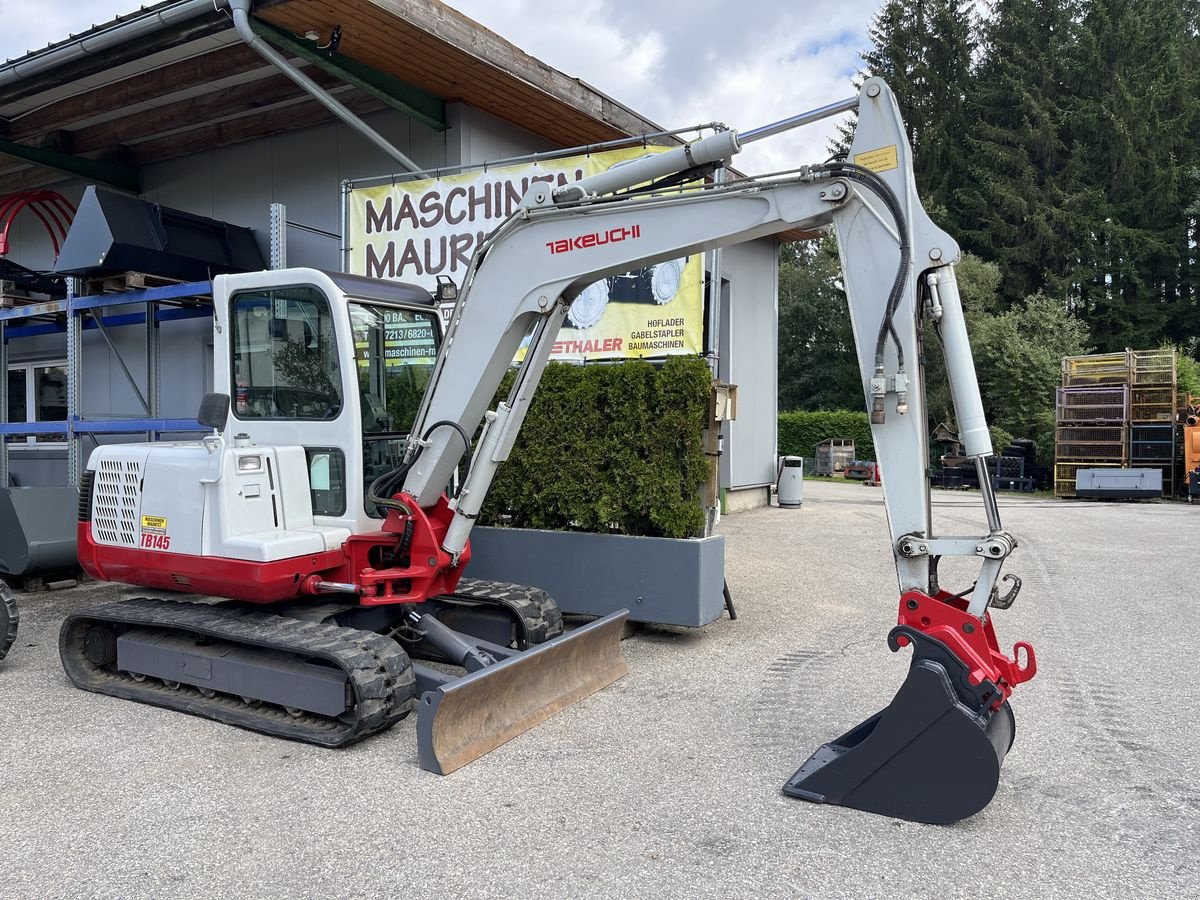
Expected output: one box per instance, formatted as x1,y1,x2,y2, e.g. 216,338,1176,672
853,145,899,173
141,515,168,533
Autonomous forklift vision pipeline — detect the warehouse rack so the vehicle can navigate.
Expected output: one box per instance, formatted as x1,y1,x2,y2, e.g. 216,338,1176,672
0,280,213,487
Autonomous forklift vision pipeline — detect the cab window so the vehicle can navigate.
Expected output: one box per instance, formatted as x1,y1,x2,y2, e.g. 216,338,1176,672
349,302,439,515
230,286,343,420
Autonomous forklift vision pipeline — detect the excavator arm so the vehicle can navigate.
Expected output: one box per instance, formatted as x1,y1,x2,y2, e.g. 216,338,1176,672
390,76,1035,823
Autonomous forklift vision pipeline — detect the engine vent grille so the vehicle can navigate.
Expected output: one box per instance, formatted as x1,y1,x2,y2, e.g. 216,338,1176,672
93,458,142,546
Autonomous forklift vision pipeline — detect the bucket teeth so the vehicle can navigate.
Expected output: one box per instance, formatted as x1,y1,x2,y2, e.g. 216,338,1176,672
417,610,628,774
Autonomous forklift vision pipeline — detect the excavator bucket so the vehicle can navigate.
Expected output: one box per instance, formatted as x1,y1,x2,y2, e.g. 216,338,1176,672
416,610,629,774
784,627,1017,825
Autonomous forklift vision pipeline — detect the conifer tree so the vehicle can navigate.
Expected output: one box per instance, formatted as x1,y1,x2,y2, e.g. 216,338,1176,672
954,0,1080,307
1059,0,1200,348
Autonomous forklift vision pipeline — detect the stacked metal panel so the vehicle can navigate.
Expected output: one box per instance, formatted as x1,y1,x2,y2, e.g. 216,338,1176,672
1054,349,1178,497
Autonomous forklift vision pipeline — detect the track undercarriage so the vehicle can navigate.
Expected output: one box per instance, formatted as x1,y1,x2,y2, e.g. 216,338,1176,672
0,581,17,662
60,579,627,772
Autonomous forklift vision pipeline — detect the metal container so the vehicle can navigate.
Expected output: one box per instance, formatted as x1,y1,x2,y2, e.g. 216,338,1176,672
1055,386,1128,424
1061,352,1130,387
1075,467,1163,499
1130,386,1176,422
1130,349,1176,386
0,486,79,575
1054,425,1128,462
1129,424,1176,461
814,438,855,477
777,456,804,507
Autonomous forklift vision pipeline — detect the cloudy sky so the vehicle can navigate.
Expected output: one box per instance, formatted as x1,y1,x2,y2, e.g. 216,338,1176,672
0,0,883,172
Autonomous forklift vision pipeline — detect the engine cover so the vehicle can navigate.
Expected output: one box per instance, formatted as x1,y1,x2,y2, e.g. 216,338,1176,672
86,440,350,562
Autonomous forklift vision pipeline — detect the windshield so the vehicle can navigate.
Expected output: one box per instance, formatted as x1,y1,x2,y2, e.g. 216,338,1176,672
349,302,439,435
350,301,440,516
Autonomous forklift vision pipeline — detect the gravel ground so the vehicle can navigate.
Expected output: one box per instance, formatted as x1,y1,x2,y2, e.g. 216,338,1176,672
2,480,1197,899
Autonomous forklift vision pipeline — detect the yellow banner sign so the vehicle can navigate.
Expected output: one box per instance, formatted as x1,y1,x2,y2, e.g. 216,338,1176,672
346,148,703,361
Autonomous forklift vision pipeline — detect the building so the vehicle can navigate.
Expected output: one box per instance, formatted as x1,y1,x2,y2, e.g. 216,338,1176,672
1,0,785,509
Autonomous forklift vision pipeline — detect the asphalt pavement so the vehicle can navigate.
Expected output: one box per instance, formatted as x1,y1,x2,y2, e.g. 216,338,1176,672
2,480,1197,899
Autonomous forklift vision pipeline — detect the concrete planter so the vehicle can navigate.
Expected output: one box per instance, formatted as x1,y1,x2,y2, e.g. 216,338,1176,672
466,526,726,628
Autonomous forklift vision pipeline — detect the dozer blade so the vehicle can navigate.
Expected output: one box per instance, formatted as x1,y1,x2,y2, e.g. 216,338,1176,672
784,629,1017,825
417,610,629,774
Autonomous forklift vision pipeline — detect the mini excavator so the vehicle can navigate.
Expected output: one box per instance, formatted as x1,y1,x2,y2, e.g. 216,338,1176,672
62,78,1035,821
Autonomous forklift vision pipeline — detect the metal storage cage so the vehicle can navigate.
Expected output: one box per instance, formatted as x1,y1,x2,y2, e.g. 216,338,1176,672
1130,386,1177,422
1055,386,1128,424
1054,426,1128,462
1061,351,1131,387
1130,348,1176,386
814,438,855,477
1129,424,1176,461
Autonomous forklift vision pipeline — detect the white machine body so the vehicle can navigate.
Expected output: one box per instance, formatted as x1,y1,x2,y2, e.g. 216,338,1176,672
88,440,350,561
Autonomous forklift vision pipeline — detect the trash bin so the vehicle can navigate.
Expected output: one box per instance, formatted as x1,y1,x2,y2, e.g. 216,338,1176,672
777,456,804,508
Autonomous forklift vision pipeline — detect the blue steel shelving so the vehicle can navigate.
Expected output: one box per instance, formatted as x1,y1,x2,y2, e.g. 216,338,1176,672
0,279,214,487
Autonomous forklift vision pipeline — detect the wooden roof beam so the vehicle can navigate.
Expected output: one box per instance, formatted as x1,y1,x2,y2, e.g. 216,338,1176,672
127,90,388,166
8,44,270,142
68,67,346,154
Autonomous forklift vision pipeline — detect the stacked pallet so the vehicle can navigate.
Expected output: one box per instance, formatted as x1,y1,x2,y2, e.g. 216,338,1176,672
1054,349,1177,497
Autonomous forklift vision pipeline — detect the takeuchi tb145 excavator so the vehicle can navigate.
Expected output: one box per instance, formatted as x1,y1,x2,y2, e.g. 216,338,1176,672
62,77,1035,823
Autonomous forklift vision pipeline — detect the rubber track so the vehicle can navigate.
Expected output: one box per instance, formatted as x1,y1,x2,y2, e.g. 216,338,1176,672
0,583,17,662
60,598,415,747
448,578,564,647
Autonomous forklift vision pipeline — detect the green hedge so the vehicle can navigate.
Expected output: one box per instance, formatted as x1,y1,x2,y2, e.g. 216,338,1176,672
478,356,712,538
778,409,875,461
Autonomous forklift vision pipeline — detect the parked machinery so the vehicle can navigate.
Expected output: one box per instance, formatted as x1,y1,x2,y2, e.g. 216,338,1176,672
61,78,1035,822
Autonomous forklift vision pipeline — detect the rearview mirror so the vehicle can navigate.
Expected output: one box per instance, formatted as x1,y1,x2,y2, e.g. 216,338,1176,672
197,393,231,432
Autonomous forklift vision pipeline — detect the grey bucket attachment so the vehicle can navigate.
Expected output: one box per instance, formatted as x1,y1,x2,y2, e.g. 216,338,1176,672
0,582,17,661
417,610,629,774
54,185,265,280
0,486,79,576
784,626,1016,825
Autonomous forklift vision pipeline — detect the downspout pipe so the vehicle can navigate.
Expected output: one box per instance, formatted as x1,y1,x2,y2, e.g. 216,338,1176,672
227,0,421,173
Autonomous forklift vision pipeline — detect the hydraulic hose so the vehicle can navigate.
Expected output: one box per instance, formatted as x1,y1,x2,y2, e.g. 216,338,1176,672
366,420,472,514
817,161,911,376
